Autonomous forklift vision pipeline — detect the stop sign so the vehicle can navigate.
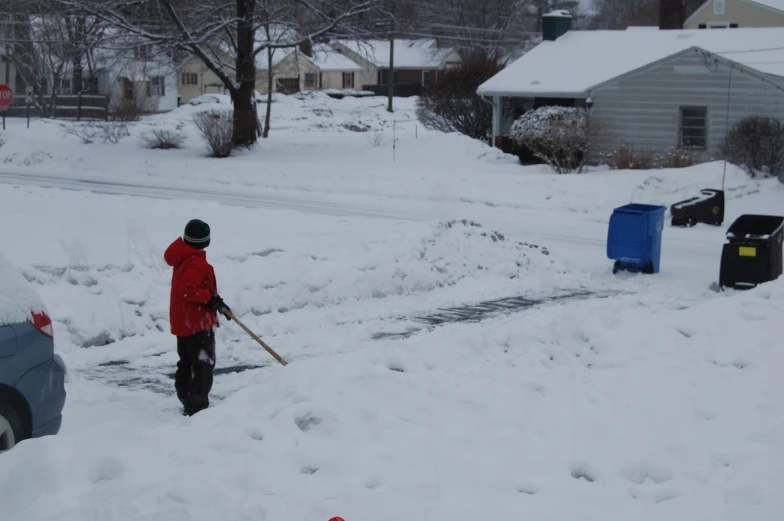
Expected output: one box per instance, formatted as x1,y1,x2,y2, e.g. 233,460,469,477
0,85,14,110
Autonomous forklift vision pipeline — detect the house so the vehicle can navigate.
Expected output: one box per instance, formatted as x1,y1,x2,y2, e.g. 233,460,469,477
177,43,363,103
330,39,462,96
0,37,177,116
477,10,784,163
257,43,363,94
683,0,784,29
178,59,226,104
307,44,363,91
104,43,178,113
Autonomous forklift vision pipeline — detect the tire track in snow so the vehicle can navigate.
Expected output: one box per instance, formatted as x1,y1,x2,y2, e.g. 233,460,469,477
0,169,719,259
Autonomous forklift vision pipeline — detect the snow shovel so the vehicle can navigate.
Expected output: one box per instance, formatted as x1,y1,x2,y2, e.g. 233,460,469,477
222,309,288,366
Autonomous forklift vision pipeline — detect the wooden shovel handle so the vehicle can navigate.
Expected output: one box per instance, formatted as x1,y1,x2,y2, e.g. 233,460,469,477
224,309,288,366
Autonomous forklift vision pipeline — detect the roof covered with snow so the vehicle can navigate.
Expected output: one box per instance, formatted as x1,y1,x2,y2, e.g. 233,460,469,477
308,44,361,71
477,27,784,97
332,39,457,69
255,47,296,70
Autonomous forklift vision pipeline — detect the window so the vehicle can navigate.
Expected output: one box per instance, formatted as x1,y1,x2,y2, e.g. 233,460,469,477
181,72,198,86
680,107,707,148
134,45,152,60
304,73,316,89
714,0,725,15
342,72,354,89
446,61,461,70
60,78,71,95
422,70,432,87
708,22,730,28
147,76,165,97
393,71,399,84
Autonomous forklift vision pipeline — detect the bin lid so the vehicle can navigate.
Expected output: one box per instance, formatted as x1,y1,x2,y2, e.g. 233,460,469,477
614,203,667,215
726,214,784,240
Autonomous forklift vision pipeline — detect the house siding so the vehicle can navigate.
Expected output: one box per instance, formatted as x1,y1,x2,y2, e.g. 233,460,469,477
330,44,377,86
684,0,784,27
319,70,362,90
256,51,321,94
589,50,784,162
178,58,223,104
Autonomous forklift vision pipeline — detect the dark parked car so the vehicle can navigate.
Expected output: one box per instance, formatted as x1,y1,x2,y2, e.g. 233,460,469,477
0,255,66,451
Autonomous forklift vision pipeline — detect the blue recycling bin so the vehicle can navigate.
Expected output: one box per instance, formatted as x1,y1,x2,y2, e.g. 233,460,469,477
607,203,666,274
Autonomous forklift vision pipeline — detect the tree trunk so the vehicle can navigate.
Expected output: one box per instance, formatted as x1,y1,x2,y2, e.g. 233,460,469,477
263,47,273,138
233,0,258,147
70,17,84,94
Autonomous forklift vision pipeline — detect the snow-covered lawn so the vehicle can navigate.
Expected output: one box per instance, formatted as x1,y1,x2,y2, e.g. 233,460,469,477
0,93,782,521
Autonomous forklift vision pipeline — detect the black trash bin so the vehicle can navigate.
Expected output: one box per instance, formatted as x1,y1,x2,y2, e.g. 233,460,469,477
719,214,784,290
671,189,724,227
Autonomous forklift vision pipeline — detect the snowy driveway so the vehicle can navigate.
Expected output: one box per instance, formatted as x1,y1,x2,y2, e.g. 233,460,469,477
1,95,782,520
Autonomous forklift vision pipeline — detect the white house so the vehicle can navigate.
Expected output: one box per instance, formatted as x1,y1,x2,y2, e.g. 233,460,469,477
477,15,784,163
330,39,462,91
178,41,364,102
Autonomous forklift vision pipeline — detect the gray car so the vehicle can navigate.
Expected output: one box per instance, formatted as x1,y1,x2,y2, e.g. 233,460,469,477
0,255,66,451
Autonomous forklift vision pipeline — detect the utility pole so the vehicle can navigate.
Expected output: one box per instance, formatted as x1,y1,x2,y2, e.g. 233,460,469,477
387,35,394,113
387,4,395,113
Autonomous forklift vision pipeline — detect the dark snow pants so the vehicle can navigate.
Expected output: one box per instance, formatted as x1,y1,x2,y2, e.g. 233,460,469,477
175,329,216,416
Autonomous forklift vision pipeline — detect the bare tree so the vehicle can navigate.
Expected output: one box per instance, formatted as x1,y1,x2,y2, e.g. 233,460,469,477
416,52,501,139
56,0,378,148
0,1,109,116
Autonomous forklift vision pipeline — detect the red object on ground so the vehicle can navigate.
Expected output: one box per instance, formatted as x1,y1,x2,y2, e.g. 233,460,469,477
0,85,13,110
329,518,345,521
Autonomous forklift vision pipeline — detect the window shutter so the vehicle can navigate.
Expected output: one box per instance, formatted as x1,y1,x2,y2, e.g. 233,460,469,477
146,80,151,97
351,72,355,88
161,78,165,96
698,23,707,29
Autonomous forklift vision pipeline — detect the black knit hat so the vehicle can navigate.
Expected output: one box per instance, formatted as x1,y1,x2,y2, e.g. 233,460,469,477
183,219,210,249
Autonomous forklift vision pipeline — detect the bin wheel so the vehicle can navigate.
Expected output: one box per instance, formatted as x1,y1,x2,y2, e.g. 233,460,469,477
643,262,654,274
612,261,622,274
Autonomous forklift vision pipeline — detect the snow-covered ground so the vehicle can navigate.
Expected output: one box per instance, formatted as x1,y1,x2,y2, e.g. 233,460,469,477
0,93,782,521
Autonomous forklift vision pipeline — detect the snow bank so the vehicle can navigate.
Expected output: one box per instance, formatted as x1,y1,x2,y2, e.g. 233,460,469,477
0,253,45,327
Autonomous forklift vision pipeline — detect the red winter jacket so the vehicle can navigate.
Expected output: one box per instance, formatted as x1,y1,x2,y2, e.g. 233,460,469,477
164,237,218,337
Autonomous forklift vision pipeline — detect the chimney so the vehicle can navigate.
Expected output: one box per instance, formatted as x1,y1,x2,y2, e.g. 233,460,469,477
542,10,572,41
299,39,313,57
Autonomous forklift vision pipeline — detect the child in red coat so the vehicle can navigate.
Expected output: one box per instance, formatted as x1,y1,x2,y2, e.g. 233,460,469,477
164,219,229,416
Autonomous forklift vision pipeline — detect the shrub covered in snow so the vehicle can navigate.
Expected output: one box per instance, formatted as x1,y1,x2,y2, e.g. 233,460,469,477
141,129,186,150
193,110,234,158
720,116,784,178
510,106,587,174
62,122,130,144
654,147,699,169
416,54,501,140
608,144,652,170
